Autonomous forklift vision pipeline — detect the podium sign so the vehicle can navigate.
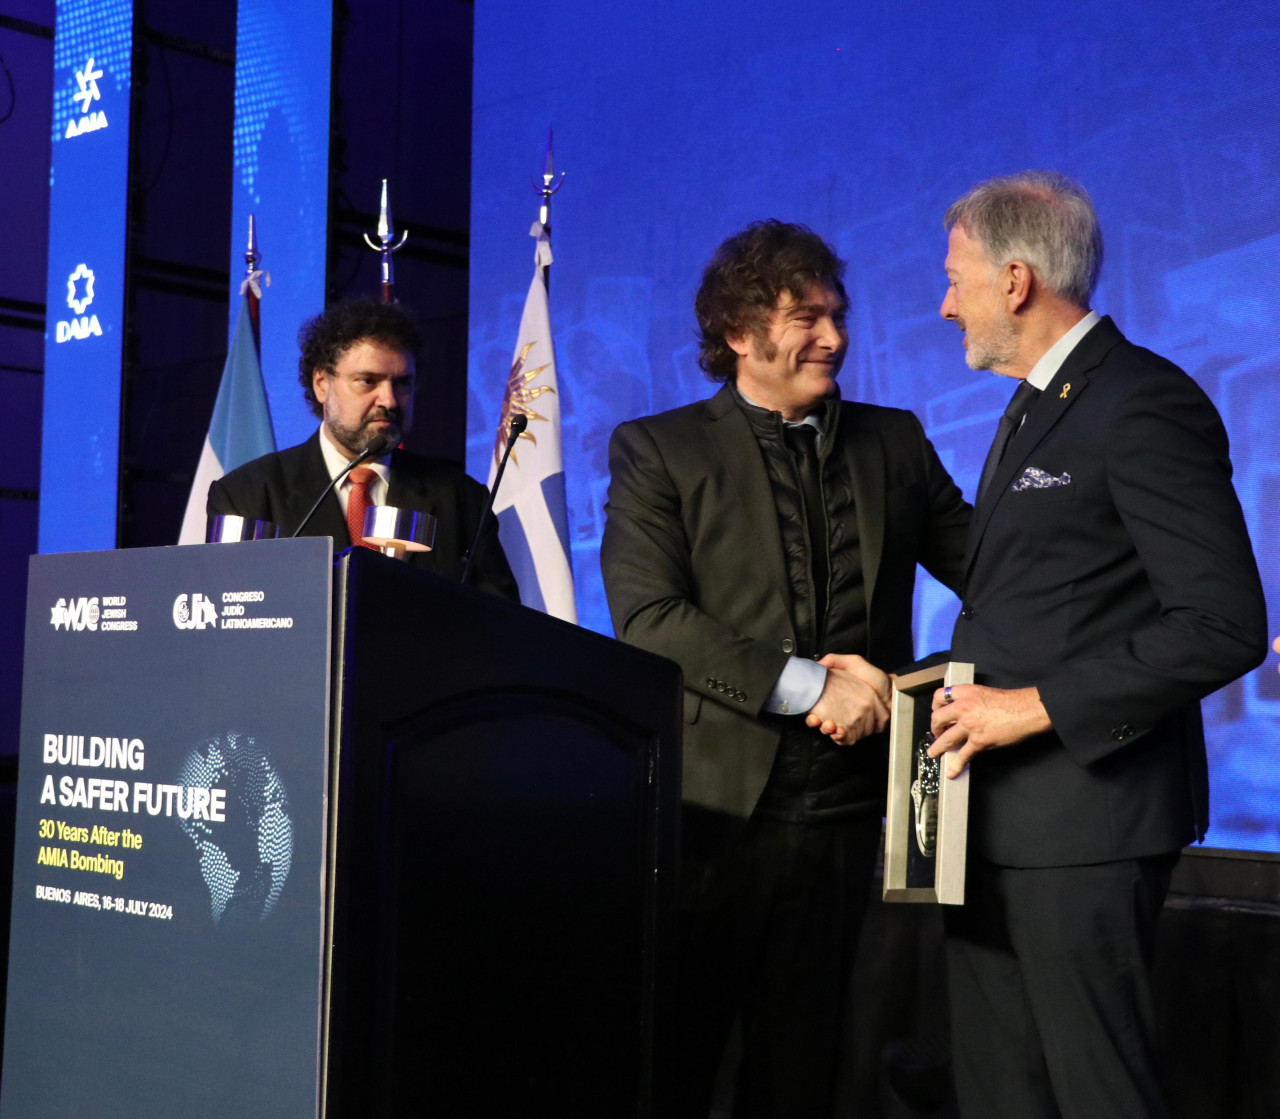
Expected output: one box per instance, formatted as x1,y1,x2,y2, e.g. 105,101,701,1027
1,540,333,1119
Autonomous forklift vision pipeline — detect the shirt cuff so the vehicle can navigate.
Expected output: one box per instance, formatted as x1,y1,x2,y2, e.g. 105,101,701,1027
764,656,827,716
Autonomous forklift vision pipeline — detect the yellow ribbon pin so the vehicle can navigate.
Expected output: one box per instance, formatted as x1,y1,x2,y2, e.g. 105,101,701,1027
1060,382,1071,399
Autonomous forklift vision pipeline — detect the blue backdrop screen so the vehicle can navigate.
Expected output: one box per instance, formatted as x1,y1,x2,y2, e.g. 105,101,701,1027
39,0,134,554
228,0,332,451
468,0,1280,851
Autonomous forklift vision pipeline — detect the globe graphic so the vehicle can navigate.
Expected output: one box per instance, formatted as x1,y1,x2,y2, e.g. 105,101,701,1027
179,731,293,925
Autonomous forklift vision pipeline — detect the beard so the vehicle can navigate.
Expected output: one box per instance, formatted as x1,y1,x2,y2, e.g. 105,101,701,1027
324,408,404,457
962,312,1019,373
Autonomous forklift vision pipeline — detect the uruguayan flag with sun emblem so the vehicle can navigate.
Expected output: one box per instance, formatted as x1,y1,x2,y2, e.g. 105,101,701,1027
487,223,577,622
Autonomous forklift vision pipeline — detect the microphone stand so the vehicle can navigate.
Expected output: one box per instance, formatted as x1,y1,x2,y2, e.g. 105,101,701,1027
460,414,527,586
291,433,392,539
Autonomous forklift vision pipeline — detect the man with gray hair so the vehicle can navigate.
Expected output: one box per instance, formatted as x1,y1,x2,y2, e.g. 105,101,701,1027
926,171,1265,1117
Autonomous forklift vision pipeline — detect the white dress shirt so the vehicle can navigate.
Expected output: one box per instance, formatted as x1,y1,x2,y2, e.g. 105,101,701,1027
317,424,393,518
1026,310,1101,391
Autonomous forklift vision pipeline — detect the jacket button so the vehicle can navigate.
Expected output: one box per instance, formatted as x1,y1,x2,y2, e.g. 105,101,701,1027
1110,723,1134,741
781,639,795,653
706,677,716,688
717,683,727,693
736,692,747,703
959,606,974,620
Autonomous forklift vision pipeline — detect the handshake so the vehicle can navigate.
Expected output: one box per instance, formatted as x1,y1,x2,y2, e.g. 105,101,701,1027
803,653,892,746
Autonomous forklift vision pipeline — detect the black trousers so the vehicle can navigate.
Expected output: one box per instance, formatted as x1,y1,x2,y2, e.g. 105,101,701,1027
671,808,882,1119
944,851,1179,1119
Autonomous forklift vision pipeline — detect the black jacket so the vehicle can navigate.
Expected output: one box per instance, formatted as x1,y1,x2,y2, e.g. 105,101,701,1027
207,431,519,603
954,317,1267,866
602,384,971,818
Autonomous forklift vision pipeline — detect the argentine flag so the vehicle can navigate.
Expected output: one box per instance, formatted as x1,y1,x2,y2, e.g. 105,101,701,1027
488,224,577,622
178,293,276,544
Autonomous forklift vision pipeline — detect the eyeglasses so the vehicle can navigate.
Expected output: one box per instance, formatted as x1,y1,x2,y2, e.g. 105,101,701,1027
325,371,416,395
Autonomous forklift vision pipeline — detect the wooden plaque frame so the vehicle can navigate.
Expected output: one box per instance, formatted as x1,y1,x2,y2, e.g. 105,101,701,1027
883,660,973,904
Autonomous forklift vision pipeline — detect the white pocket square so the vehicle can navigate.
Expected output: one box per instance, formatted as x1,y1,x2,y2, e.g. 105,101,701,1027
1012,466,1071,491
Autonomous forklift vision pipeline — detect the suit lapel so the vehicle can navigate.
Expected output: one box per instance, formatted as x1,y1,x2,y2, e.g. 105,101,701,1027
704,388,793,615
386,452,437,514
704,390,890,621
835,406,886,610
963,317,1123,576
287,431,349,544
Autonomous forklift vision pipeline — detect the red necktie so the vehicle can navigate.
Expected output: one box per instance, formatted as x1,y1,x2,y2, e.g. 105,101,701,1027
346,466,377,549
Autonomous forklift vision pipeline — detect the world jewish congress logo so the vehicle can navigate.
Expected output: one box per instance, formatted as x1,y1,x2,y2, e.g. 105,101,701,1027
50,597,99,632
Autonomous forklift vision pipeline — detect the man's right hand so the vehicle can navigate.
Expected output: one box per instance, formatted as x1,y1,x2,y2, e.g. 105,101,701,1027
804,653,892,745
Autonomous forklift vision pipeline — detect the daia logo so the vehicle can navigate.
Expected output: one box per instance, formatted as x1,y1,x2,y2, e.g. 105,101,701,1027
173,593,218,631
66,57,108,138
51,597,100,632
56,264,103,344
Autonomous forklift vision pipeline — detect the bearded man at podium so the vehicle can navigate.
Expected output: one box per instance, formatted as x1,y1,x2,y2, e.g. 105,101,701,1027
207,297,518,602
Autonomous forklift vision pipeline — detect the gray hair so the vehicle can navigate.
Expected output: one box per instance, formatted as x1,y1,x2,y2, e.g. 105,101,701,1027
944,171,1103,305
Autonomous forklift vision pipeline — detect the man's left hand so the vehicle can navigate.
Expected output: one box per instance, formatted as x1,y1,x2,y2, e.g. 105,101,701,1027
927,685,1052,778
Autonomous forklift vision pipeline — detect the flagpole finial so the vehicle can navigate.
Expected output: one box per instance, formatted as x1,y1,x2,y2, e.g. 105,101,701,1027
362,178,409,303
240,213,270,340
245,213,260,276
531,125,565,229
240,214,270,298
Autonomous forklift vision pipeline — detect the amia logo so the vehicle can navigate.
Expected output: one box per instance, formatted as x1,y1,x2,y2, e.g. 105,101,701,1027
51,597,100,632
66,57,108,138
173,593,218,631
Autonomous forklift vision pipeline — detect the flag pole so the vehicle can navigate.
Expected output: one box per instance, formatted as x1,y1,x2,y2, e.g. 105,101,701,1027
362,179,409,303
532,126,565,290
244,214,263,353
177,216,276,545
480,128,576,621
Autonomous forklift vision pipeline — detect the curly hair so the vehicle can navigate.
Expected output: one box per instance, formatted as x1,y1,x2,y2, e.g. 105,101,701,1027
694,220,847,382
297,297,424,416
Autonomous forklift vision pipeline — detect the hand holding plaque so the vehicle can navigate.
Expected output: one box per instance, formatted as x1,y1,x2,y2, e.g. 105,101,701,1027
927,683,1053,777
883,661,973,905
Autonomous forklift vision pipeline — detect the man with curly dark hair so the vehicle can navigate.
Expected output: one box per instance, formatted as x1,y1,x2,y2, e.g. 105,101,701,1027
207,297,517,600
294,296,427,423
602,221,970,1116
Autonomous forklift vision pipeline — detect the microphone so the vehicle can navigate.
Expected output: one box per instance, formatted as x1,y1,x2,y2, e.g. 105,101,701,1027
291,432,393,539
460,414,527,586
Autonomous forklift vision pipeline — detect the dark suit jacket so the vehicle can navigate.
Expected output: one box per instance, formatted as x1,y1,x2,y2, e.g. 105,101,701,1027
206,431,520,602
953,317,1267,866
601,385,971,818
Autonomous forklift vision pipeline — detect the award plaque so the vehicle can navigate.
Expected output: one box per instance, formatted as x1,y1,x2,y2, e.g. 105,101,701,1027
883,660,973,904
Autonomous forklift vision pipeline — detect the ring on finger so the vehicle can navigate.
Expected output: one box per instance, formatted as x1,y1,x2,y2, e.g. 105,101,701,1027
944,684,954,704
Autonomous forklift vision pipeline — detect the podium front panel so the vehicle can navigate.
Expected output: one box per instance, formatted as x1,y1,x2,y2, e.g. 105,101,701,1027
325,550,681,1118
2,539,333,1119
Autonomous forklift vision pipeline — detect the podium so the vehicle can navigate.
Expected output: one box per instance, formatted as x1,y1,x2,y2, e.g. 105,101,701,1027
1,541,681,1118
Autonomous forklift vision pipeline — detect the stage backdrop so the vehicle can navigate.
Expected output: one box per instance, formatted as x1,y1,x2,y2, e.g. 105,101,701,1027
467,0,1280,852
227,0,333,451
39,0,134,554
